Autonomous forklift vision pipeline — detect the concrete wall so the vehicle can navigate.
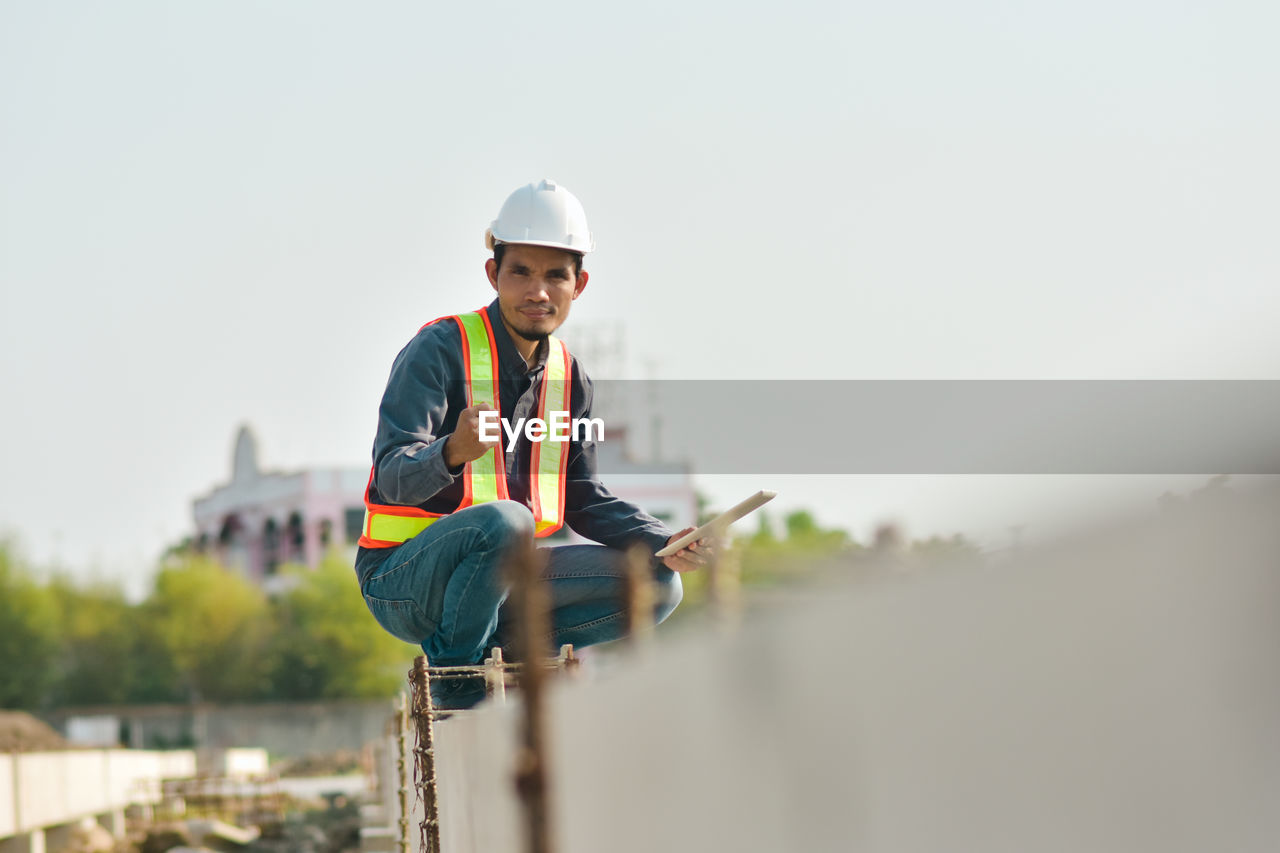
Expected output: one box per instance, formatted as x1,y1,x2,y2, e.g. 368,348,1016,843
434,708,523,853
0,756,14,838
1,750,196,842
16,753,90,834
197,700,394,757
417,486,1280,852
47,700,396,758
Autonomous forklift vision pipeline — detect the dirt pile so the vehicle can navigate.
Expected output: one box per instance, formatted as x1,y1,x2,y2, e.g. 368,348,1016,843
273,749,363,777
0,710,71,751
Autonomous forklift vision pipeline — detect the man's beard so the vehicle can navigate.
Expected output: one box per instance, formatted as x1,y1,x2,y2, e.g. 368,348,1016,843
510,324,550,343
509,309,555,342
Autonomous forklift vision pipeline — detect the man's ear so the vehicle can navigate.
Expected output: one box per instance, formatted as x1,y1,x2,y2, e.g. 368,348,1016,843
485,258,499,291
573,270,589,299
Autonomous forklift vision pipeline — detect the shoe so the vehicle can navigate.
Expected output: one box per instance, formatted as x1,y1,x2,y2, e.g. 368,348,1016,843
429,674,487,711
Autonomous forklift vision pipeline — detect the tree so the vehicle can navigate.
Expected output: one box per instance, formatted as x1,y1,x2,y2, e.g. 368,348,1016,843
783,510,852,552
141,556,273,702
737,509,856,587
267,554,417,700
909,533,983,567
0,541,59,709
45,576,140,706
671,508,860,617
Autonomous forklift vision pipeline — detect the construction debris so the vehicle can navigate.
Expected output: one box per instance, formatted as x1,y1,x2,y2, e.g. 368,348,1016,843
50,818,117,853
185,819,261,848
139,825,195,853
0,710,70,752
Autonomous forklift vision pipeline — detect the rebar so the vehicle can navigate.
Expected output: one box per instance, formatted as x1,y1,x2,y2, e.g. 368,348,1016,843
395,692,410,853
420,660,560,675
557,644,580,677
408,656,442,853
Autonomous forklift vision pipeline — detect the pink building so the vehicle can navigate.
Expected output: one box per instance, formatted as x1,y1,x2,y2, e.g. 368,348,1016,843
191,426,367,589
193,425,697,589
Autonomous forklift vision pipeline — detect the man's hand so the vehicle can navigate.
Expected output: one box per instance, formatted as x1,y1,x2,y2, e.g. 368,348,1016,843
443,405,501,469
662,527,715,573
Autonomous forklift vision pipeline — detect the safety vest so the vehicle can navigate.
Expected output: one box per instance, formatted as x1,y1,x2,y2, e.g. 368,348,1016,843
358,308,572,548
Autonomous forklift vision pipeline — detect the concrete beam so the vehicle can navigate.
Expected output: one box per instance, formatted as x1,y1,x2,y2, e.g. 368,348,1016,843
2,750,195,844
0,756,14,838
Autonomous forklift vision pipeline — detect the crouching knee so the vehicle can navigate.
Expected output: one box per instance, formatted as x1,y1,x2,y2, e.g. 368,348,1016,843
653,569,684,625
464,500,535,550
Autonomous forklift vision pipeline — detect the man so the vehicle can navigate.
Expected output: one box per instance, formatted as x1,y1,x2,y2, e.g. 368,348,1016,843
355,179,708,708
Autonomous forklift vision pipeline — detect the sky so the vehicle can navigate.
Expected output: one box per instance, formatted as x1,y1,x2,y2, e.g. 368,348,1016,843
2,1,1277,595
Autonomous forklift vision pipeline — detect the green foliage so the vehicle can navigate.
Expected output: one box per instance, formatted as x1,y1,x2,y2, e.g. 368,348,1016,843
670,509,984,620
142,556,273,702
45,576,139,706
694,490,716,526
266,553,416,700
909,533,983,567
0,542,59,710
738,509,857,587
1,542,416,708
672,509,859,616
5,502,984,709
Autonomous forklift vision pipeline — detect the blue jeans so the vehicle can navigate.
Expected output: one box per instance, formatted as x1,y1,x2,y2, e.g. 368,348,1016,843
360,501,683,665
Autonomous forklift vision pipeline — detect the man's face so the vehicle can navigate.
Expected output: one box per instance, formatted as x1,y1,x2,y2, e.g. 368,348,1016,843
485,244,588,343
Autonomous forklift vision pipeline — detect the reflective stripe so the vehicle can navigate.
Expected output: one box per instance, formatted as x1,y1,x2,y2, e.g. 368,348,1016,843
530,338,571,537
456,312,505,505
364,509,439,544
357,467,443,548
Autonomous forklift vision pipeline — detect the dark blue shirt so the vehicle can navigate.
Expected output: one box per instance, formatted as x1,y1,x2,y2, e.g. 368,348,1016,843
355,299,673,583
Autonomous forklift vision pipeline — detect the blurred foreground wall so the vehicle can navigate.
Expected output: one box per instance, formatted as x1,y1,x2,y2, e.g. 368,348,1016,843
409,486,1279,852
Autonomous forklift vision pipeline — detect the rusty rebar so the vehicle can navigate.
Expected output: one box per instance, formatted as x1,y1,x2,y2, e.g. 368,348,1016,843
408,656,442,853
557,644,580,677
417,660,560,675
395,692,410,853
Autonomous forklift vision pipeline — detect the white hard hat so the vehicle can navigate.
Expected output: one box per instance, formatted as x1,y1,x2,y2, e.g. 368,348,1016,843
485,179,594,255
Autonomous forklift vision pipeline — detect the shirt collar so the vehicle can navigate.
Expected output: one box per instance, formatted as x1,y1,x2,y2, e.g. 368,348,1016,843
485,299,548,375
